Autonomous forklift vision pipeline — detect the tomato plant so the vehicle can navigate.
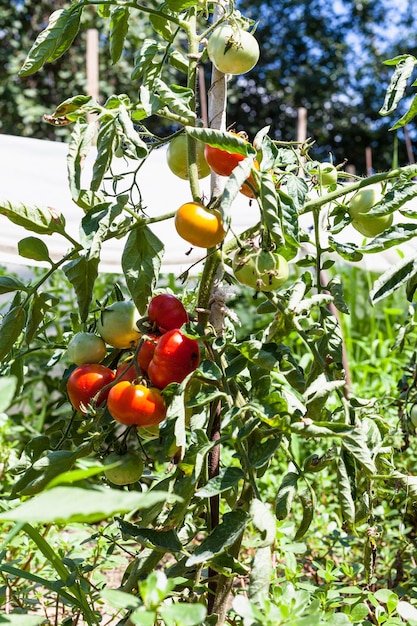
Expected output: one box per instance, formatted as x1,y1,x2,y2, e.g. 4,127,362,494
207,24,260,75
66,363,115,414
148,294,188,333
147,329,200,389
67,332,107,365
103,450,144,485
175,201,226,248
166,134,210,180
233,246,289,291
348,183,393,237
107,381,167,427
97,300,141,349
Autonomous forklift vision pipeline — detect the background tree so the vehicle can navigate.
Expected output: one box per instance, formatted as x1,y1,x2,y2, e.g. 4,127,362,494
232,0,417,173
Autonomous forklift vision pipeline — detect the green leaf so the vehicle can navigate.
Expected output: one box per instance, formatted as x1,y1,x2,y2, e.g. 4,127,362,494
196,467,244,498
154,80,196,122
259,172,285,248
110,6,130,64
337,452,356,529
275,470,299,520
391,93,417,130
370,255,417,304
327,276,349,314
0,276,27,294
67,121,98,203
186,510,250,567
122,226,164,315
91,118,117,191
248,546,273,604
0,376,17,412
132,39,162,83
25,291,59,343
328,236,363,262
100,589,141,611
18,237,52,263
159,603,207,626
118,106,148,158
0,487,173,524
19,7,82,76
294,488,315,541
360,223,417,253
186,126,255,157
115,519,183,552
379,54,417,116
0,201,66,235
0,306,25,361
63,254,99,322
249,499,276,547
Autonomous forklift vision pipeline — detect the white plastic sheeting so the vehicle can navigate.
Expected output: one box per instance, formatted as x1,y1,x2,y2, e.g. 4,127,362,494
0,133,416,276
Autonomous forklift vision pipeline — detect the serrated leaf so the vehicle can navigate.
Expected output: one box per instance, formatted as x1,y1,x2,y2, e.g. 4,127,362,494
64,254,99,322
196,467,244,498
19,7,81,76
0,487,173,524
118,106,148,158
0,306,25,360
25,291,59,343
248,546,272,604
327,276,349,314
361,223,417,252
185,510,249,567
110,6,130,64
122,226,164,315
337,452,356,528
18,237,52,263
259,172,285,247
0,202,65,235
379,55,417,116
370,255,417,304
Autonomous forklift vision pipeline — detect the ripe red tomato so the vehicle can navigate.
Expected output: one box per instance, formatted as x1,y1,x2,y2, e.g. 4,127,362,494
107,381,167,427
204,142,245,177
147,329,200,389
67,363,115,414
207,24,260,75
175,202,226,248
148,294,188,333
137,333,161,373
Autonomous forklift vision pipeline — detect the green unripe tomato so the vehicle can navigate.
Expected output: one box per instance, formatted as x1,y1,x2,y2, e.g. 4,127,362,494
207,24,260,75
67,332,107,365
166,135,210,180
349,184,393,237
313,162,338,187
233,246,289,291
97,301,141,349
103,451,144,485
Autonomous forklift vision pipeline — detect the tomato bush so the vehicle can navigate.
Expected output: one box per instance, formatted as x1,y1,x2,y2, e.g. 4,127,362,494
4,3,417,625
66,363,116,414
175,201,226,248
107,381,167,427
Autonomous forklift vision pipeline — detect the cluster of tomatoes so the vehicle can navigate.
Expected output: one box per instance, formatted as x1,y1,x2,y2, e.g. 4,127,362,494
66,294,200,431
